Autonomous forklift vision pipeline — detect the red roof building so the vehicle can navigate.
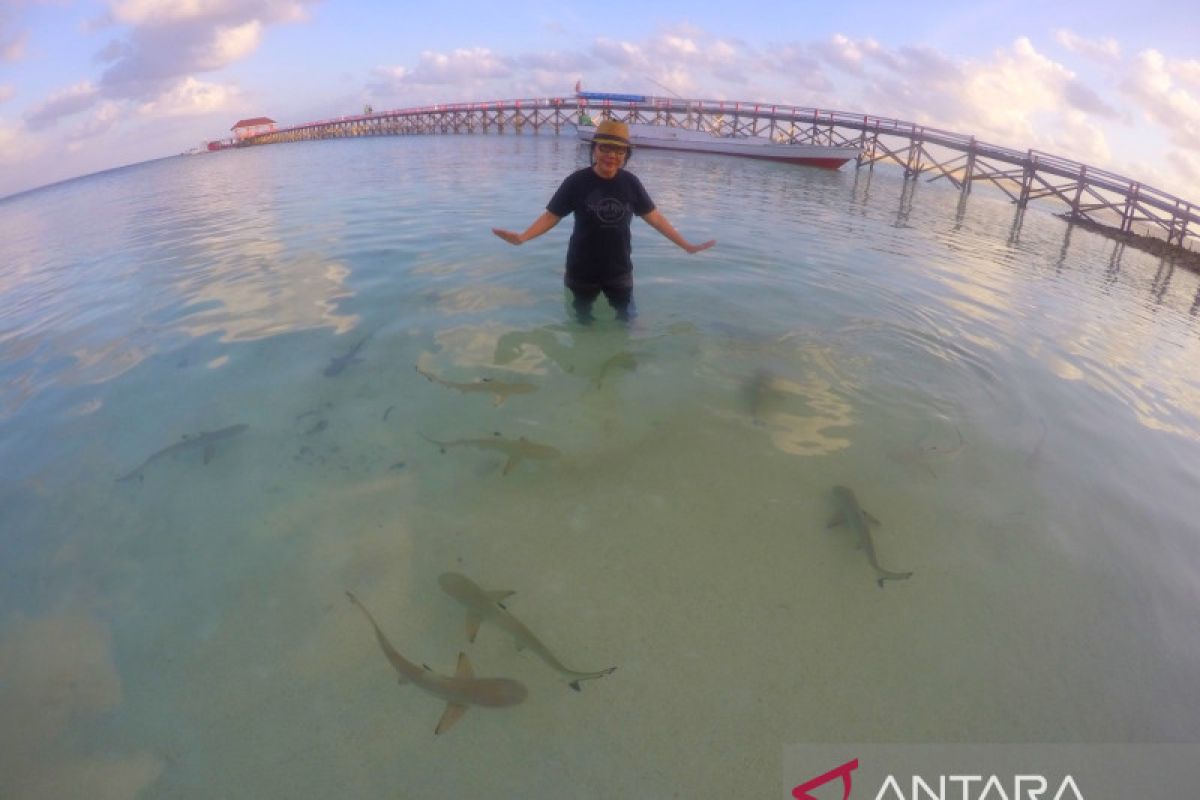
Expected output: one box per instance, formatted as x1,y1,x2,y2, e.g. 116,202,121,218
230,117,277,141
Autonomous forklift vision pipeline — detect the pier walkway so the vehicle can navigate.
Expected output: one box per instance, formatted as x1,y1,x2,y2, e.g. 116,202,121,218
241,94,1197,253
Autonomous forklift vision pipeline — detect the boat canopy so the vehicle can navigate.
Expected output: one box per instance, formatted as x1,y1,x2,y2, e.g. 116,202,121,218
576,91,648,103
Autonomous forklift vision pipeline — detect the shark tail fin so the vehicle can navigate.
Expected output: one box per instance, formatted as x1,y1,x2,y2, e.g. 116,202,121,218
568,666,617,692
876,570,913,588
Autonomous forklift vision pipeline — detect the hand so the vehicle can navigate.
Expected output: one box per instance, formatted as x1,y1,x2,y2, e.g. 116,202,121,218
686,239,716,255
492,228,523,246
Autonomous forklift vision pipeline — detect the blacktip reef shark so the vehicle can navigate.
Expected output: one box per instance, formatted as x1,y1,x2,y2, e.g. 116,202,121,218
438,573,617,691
827,486,914,588
116,424,248,483
414,365,537,406
345,591,527,735
420,432,561,475
324,328,379,377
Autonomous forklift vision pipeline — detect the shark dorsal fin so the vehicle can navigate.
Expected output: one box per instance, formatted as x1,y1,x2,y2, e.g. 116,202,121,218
435,702,469,735
454,652,475,679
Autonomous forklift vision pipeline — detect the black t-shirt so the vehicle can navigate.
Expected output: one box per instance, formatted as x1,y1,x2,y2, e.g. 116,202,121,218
546,168,655,286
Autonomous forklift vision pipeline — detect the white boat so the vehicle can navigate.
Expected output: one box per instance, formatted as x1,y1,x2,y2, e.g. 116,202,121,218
575,122,860,169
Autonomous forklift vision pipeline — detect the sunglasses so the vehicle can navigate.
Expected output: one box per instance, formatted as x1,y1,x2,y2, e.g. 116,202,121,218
596,143,629,155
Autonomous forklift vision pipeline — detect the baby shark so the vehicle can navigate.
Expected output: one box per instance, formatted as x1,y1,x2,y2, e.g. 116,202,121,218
414,365,537,406
438,573,616,691
827,486,914,588
345,591,526,734
421,432,561,475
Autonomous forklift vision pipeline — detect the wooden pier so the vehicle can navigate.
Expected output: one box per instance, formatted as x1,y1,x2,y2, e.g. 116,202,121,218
242,94,1198,254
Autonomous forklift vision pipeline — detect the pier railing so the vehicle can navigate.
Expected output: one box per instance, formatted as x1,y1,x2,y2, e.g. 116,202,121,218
242,94,1197,252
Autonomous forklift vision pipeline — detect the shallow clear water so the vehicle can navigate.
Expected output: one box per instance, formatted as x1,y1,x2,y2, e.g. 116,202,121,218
2,134,1200,799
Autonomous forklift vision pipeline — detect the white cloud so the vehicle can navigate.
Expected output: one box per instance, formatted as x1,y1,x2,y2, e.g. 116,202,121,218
958,38,1086,137
372,65,409,83
370,48,513,96
1042,109,1112,165
111,0,229,25
1055,30,1120,62
138,76,239,116
1173,59,1200,93
1122,49,1200,154
817,33,881,76
202,20,263,69
754,46,834,97
661,34,699,58
587,28,756,99
98,0,316,99
1172,149,1200,194
24,82,102,130
410,48,512,83
109,0,309,26
810,35,1119,159
592,38,643,69
67,101,123,142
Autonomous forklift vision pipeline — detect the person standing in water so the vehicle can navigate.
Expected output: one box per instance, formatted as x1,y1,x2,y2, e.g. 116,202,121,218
492,120,716,322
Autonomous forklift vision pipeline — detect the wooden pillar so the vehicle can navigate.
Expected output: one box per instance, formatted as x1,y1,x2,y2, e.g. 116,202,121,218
1069,165,1087,220
1120,184,1139,233
855,117,868,169
963,137,976,195
1168,201,1187,247
868,122,880,171
905,125,922,179
1018,151,1035,208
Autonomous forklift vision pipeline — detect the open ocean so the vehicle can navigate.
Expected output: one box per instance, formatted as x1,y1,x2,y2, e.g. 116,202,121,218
2,133,1199,799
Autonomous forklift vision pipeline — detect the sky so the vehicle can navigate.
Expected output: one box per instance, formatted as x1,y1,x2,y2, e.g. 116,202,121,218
1,0,1198,201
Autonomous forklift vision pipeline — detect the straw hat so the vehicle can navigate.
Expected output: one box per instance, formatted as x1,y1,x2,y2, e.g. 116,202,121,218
590,120,631,148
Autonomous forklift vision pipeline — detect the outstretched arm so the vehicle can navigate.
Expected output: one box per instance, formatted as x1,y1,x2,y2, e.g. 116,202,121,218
642,209,716,255
492,211,562,246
